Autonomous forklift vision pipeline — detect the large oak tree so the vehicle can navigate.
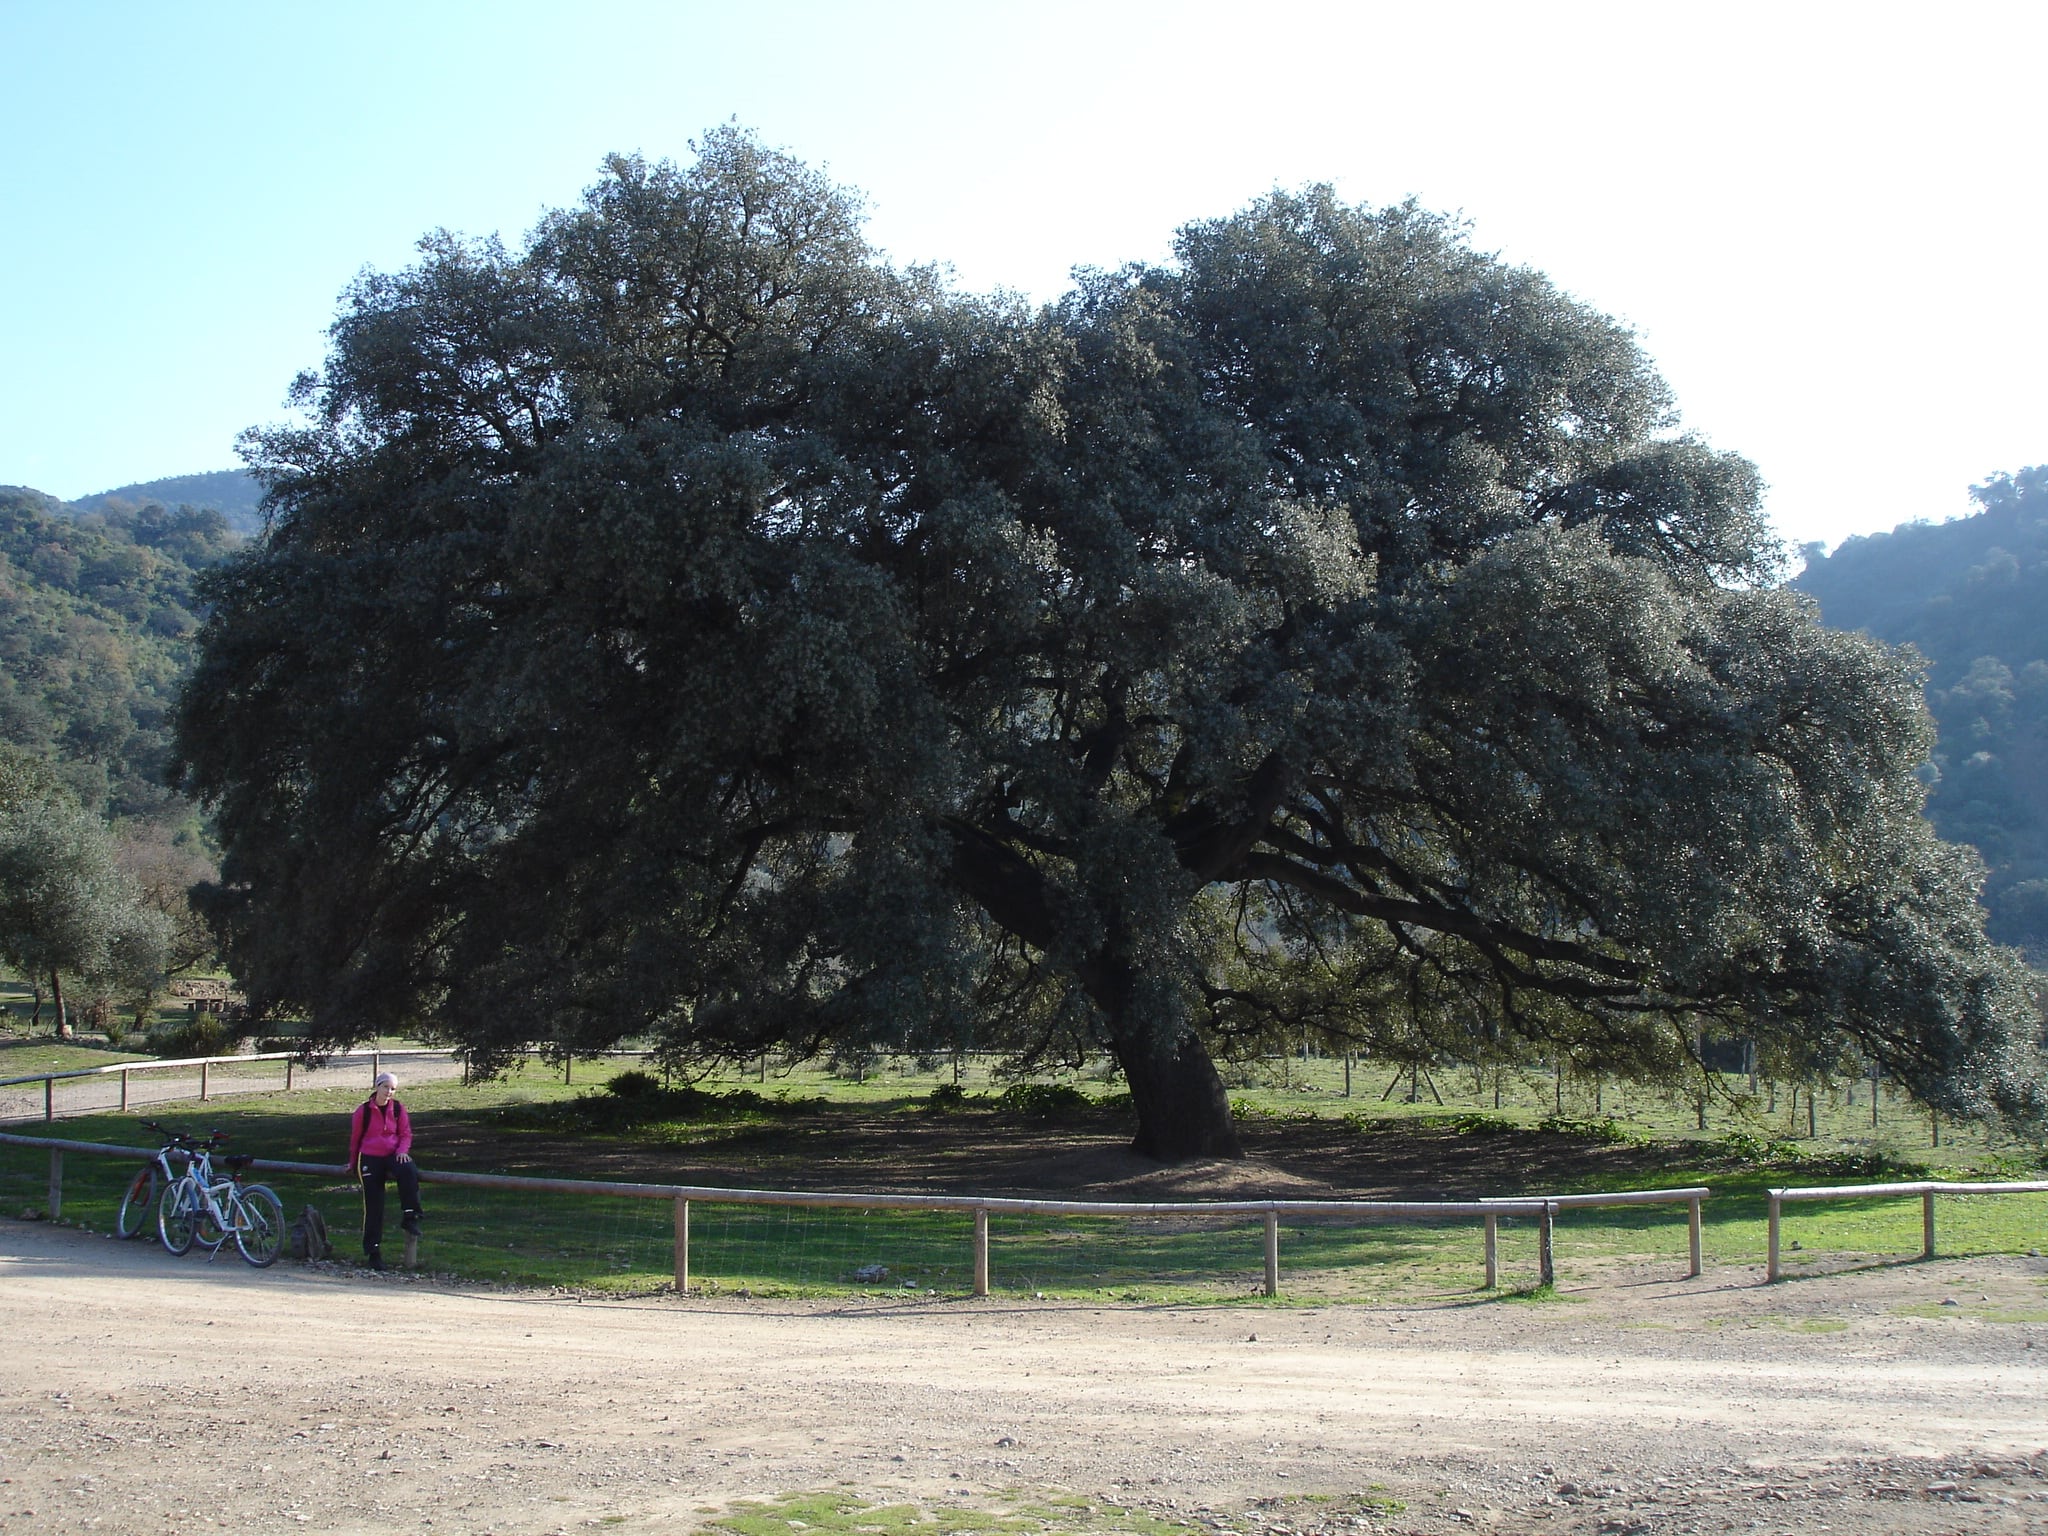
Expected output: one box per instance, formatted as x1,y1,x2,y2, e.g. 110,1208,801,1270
175,129,2041,1159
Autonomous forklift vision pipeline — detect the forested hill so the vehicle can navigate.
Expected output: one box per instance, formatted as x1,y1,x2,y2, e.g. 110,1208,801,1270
69,469,264,537
0,484,239,823
1795,466,2048,958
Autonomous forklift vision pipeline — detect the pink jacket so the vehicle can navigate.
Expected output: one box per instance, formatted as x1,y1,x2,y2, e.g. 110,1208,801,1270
348,1097,412,1165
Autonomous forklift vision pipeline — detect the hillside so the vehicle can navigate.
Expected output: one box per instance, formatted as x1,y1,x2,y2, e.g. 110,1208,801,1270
69,469,264,537
1795,466,2048,958
0,485,239,822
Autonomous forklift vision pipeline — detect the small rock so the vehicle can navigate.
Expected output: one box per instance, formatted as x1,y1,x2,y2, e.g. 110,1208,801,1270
994,1436,1019,1448
1789,1239,1802,1251
1926,1480,1960,1495
1247,1333,1258,1342
1941,1297,1961,1307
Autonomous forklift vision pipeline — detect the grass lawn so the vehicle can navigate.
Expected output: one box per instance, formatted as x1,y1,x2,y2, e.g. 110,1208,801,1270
4,1049,2043,1300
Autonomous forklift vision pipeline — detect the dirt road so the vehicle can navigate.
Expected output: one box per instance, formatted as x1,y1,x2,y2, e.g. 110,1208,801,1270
1,1219,2044,1535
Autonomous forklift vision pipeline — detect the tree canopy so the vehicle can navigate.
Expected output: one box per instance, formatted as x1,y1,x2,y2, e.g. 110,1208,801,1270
0,748,169,1034
176,128,2042,1159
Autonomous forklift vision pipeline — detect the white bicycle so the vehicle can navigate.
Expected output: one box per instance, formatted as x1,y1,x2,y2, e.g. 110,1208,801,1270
155,1129,287,1268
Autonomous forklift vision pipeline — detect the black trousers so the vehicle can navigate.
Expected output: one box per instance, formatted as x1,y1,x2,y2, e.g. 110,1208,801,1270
358,1154,422,1255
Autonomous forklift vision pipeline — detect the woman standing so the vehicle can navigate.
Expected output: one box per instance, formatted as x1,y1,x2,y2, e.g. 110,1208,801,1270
348,1070,423,1270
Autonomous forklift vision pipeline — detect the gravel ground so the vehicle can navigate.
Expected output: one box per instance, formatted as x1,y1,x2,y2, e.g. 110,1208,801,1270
2,1219,2045,1535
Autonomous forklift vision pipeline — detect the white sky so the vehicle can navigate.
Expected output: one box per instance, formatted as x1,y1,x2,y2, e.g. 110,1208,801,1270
3,1,2042,552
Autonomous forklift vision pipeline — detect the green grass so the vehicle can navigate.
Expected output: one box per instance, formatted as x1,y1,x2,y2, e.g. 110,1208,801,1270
3,1055,2045,1299
0,1037,153,1078
708,1491,1205,1536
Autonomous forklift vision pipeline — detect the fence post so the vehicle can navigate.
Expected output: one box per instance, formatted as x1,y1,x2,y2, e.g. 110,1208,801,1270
1483,1213,1498,1289
1687,1195,1703,1279
1922,1189,1936,1260
673,1197,690,1293
972,1207,989,1297
286,1058,294,1092
1538,1202,1555,1287
120,1068,129,1111
44,1077,53,1121
47,1149,62,1219
200,1062,209,1101
1263,1210,1280,1297
372,1050,381,1085
1767,1193,1781,1282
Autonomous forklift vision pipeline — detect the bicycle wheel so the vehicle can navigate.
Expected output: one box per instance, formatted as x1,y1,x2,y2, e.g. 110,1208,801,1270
233,1185,286,1268
195,1203,227,1251
116,1166,158,1240
158,1180,196,1255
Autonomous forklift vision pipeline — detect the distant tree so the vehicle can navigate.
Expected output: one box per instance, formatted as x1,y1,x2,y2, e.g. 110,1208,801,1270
0,751,169,1036
176,129,2041,1158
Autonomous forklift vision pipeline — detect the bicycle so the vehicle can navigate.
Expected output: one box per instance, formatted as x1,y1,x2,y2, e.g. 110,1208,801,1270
156,1129,288,1267
114,1122,192,1240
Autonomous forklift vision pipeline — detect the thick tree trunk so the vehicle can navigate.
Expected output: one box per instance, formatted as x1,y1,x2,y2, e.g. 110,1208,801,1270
50,970,69,1039
1115,1027,1244,1160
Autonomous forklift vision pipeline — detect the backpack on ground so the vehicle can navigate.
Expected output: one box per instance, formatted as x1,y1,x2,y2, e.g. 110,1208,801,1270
290,1204,332,1262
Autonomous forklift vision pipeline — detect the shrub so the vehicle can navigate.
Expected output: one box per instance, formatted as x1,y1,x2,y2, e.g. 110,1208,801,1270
1447,1111,1518,1136
145,1011,242,1059
605,1068,663,1099
1536,1113,1642,1145
994,1082,1093,1119
924,1081,972,1113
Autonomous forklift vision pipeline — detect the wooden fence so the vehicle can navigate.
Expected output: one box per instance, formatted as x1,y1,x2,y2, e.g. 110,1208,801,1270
0,1129,1707,1296
1766,1177,2048,1280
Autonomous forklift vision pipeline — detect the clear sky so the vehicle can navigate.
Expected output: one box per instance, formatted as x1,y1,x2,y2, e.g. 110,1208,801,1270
3,1,2042,553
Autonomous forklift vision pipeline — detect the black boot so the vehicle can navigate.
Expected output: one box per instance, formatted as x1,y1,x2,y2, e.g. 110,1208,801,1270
400,1210,421,1237
366,1245,385,1271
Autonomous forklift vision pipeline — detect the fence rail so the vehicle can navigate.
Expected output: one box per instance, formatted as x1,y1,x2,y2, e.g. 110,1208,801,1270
0,1047,658,1123
0,1130,1707,1297
1766,1178,2048,1280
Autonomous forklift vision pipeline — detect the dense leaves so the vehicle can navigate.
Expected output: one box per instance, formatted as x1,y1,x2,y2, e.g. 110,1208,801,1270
1797,467,2048,959
0,749,170,1033
0,485,237,819
176,129,2041,1158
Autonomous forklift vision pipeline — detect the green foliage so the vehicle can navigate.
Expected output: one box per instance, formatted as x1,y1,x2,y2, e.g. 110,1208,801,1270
144,1009,240,1058
993,1082,1095,1120
1536,1114,1643,1145
175,128,2043,1163
0,757,170,1016
923,1080,971,1113
1797,466,2048,959
0,486,236,821
69,470,264,539
1445,1111,1518,1137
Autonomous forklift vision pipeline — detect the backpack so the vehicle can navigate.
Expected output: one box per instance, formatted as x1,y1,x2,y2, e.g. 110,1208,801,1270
290,1204,332,1262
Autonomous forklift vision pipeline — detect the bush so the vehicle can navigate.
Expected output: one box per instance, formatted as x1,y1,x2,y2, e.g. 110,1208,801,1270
924,1081,972,1113
1447,1111,1518,1136
1536,1113,1642,1145
994,1082,1094,1119
145,1011,242,1059
605,1068,663,1099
